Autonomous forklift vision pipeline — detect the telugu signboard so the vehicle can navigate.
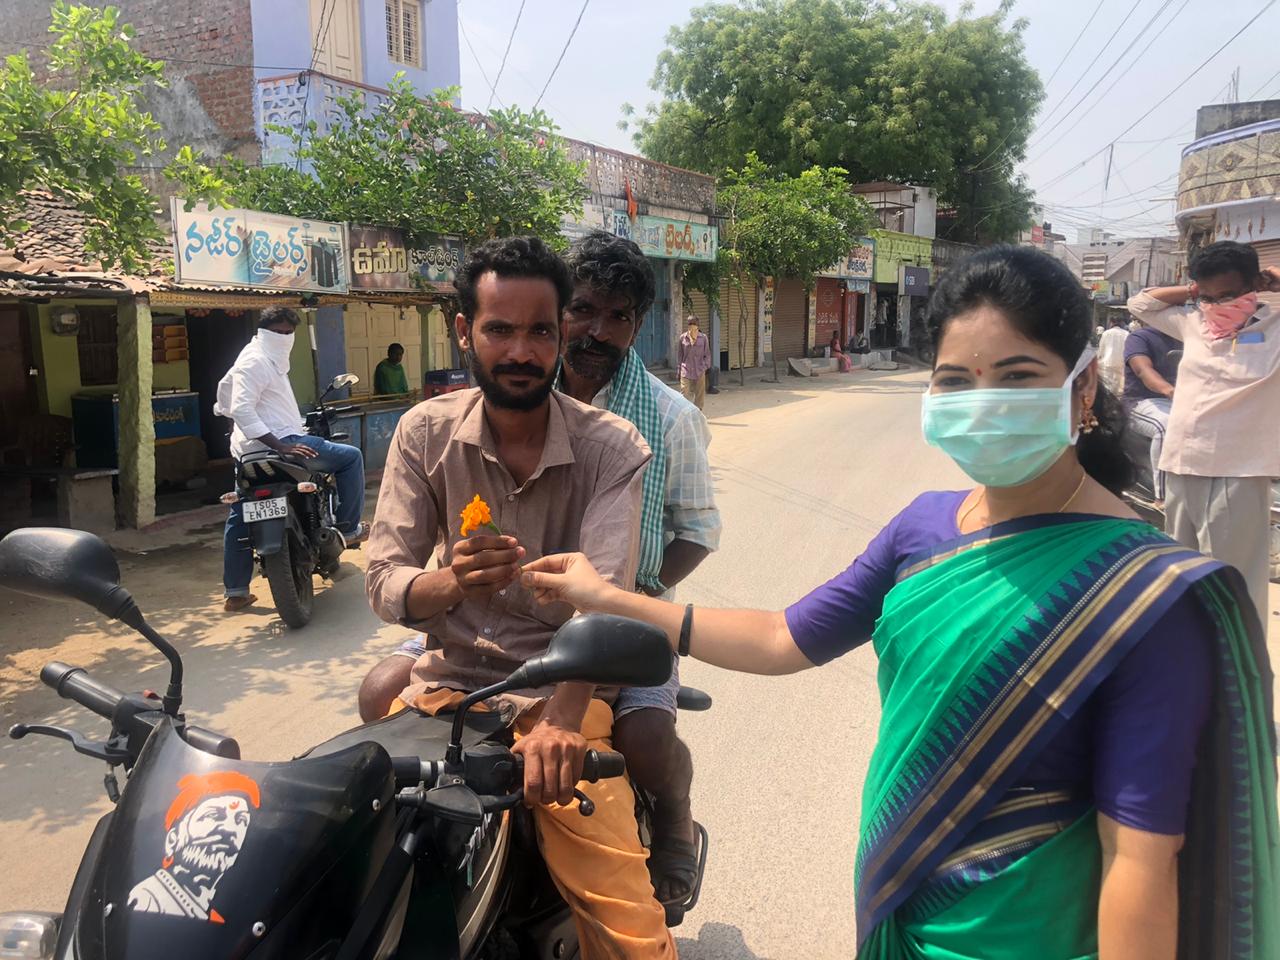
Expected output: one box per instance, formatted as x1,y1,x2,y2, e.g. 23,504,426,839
411,233,466,286
899,265,931,297
820,237,876,280
348,225,465,290
608,211,718,262
172,202,348,292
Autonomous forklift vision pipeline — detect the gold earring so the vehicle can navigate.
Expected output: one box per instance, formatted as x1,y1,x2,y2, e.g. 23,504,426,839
1080,405,1099,434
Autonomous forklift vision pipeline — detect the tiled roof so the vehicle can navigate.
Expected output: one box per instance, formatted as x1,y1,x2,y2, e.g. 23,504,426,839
0,190,172,278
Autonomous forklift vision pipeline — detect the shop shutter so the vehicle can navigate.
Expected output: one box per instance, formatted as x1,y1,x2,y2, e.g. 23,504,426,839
684,276,758,370
1257,240,1280,311
773,278,807,361
719,276,758,370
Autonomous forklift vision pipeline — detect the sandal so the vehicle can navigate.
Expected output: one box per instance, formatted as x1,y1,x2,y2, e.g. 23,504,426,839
648,834,700,927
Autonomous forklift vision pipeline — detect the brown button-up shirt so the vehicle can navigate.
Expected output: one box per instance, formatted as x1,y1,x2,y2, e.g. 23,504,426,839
365,388,651,717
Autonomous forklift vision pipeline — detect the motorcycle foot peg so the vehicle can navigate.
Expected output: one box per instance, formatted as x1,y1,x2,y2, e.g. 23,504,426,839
574,789,595,817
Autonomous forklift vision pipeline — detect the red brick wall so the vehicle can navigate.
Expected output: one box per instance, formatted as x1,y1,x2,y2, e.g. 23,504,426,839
9,0,258,161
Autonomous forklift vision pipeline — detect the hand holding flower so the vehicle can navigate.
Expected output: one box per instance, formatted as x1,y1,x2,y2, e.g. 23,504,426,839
452,496,521,600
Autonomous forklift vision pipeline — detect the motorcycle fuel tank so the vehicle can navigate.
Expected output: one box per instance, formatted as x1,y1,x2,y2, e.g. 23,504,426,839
66,720,395,960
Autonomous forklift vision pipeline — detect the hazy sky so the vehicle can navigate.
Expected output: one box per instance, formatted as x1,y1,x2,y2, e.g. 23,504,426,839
457,0,1280,242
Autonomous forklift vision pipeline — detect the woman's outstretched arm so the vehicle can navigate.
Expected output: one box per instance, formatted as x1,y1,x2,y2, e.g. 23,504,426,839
522,553,814,675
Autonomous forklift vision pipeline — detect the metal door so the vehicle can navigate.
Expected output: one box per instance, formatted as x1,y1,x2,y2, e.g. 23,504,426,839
635,259,670,367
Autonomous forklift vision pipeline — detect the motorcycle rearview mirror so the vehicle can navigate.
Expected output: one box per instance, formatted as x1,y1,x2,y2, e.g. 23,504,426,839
0,528,184,716
330,373,359,391
0,527,129,616
512,615,673,689
446,615,673,766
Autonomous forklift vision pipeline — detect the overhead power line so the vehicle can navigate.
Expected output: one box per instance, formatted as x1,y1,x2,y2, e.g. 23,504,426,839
1247,68,1280,99
1030,0,1193,159
963,0,1112,174
458,14,505,110
1033,0,1145,132
534,0,590,111
1042,0,1109,89
1035,0,1276,194
488,0,526,111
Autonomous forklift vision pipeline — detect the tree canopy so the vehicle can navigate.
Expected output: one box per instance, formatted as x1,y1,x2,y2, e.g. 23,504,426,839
625,0,1042,243
686,153,873,378
0,2,167,272
169,79,588,249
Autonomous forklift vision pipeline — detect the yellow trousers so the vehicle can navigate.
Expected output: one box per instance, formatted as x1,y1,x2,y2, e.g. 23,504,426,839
396,691,674,960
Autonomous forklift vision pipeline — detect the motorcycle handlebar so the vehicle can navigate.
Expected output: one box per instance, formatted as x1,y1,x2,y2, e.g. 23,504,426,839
41,662,124,721
184,725,242,760
580,749,626,783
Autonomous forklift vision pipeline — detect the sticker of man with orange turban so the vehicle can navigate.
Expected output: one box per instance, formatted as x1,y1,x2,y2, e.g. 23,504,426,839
126,771,261,923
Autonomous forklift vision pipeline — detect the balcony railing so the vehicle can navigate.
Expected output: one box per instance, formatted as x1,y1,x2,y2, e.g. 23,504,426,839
257,71,392,167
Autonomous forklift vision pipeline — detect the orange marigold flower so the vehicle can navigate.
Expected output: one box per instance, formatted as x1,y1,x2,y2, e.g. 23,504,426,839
459,494,498,537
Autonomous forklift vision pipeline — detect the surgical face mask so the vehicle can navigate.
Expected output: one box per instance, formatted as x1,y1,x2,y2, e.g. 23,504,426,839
921,347,1096,488
257,328,295,371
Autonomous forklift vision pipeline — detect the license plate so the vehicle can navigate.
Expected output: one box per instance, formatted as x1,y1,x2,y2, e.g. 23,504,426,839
243,497,288,523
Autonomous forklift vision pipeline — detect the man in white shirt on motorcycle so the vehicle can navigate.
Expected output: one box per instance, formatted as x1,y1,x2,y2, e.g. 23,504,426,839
214,307,366,612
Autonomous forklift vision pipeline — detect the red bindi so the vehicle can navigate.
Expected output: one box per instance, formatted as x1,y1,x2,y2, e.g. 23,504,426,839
975,368,982,375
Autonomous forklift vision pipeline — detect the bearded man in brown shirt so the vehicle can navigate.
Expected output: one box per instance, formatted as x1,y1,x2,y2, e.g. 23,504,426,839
364,237,674,958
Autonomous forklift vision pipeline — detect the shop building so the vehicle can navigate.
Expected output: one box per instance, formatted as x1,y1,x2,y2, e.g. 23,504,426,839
0,193,461,535
1176,98,1280,294
867,230,934,349
561,143,719,369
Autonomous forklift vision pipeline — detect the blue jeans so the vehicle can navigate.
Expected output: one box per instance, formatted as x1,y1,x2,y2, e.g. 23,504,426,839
223,435,365,597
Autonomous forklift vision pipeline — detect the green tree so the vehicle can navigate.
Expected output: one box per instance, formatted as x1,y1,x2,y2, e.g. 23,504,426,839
627,0,1042,243
0,2,166,272
686,154,872,382
169,78,588,249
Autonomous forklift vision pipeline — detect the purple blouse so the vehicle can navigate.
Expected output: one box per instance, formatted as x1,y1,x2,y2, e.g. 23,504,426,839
785,491,1213,836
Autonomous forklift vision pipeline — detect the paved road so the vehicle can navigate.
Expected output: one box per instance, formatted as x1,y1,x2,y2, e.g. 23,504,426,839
1,367,1275,958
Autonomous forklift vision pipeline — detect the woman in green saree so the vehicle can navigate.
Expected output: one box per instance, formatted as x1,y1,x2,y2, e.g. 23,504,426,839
522,246,1278,959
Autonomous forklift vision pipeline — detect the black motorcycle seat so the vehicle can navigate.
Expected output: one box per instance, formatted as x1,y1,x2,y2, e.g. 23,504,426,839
238,450,340,482
301,704,510,762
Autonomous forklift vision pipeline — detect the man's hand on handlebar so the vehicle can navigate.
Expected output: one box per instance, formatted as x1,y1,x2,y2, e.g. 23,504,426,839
512,716,588,807
451,535,525,600
276,442,319,459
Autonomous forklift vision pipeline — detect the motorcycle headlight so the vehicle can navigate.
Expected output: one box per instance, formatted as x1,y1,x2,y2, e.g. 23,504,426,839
0,912,59,960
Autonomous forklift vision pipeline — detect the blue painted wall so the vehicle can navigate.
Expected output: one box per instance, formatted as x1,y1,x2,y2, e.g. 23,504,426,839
251,0,459,97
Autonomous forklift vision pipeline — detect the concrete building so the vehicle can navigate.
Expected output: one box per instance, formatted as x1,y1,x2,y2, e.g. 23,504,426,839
559,145,719,371
1,1,463,531
1176,99,1280,288
1053,235,1181,295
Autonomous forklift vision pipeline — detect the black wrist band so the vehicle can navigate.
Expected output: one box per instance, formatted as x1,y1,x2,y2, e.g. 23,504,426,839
678,603,694,657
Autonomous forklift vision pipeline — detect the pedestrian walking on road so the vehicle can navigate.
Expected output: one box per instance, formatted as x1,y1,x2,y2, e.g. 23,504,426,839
678,315,710,409
1127,241,1280,627
1096,314,1128,395
524,246,1279,960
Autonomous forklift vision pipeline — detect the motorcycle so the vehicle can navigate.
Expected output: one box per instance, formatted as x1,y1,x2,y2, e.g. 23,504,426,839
224,373,361,628
0,527,708,960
